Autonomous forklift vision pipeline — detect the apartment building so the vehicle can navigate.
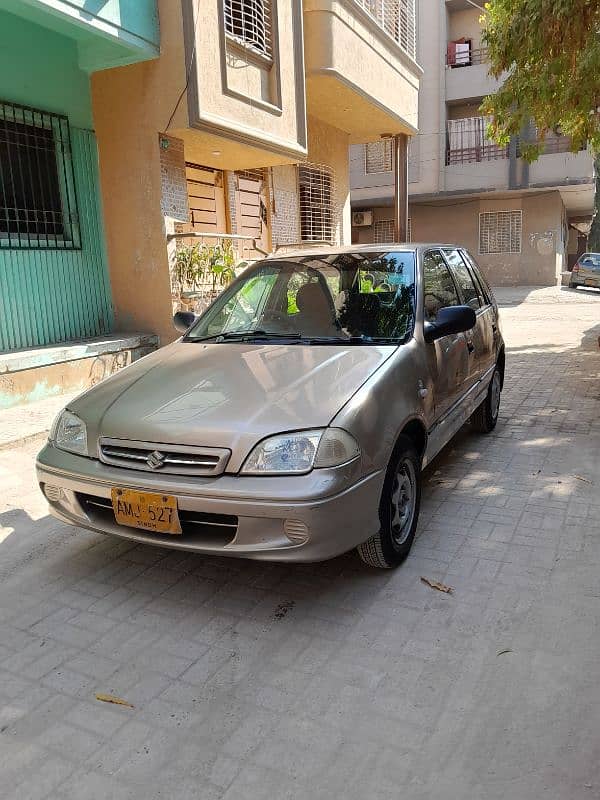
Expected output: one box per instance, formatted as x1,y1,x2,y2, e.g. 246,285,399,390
92,0,421,345
350,0,594,286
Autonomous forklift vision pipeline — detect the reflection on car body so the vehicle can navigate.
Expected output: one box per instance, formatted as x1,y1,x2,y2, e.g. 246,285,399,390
37,244,505,569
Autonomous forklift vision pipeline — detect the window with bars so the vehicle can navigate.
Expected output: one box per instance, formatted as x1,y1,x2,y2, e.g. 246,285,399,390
299,163,335,243
224,0,273,59
0,101,79,249
355,0,416,59
373,217,411,243
479,210,522,255
365,140,393,174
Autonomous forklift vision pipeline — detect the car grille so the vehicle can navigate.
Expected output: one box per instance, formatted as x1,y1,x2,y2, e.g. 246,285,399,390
77,493,238,543
98,438,230,477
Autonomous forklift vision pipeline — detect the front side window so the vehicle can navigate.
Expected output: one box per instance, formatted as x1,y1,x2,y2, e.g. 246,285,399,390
422,250,460,321
224,0,272,59
0,101,79,249
185,251,416,343
442,249,482,311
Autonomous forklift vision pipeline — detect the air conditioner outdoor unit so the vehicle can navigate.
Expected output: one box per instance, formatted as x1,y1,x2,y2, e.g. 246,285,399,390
352,210,373,227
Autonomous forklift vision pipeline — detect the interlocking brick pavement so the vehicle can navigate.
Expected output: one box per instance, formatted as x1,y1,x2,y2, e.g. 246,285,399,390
1,286,599,799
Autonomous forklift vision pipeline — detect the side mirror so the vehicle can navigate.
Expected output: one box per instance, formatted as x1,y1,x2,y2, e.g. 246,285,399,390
173,311,197,334
423,305,476,343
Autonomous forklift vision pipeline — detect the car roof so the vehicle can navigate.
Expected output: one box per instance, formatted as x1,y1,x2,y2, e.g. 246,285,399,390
266,243,462,259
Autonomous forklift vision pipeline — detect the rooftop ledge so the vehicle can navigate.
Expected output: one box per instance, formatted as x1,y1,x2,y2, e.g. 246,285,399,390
0,333,159,375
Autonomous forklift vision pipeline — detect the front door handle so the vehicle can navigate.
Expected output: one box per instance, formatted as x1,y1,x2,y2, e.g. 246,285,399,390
467,340,475,354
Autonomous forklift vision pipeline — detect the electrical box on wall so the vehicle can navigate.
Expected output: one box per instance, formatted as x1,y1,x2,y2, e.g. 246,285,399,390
352,210,373,227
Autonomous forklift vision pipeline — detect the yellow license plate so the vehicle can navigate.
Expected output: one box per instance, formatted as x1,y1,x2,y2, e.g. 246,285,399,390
111,488,181,535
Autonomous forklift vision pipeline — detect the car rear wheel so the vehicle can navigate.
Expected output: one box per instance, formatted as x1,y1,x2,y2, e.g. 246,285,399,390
357,436,421,569
471,366,501,433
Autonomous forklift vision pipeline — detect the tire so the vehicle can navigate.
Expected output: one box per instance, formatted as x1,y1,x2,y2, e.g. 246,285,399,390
471,365,502,433
357,436,421,569
569,282,578,289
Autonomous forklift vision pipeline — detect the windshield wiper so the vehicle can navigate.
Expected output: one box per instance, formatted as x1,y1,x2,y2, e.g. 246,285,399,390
188,329,303,343
301,335,404,345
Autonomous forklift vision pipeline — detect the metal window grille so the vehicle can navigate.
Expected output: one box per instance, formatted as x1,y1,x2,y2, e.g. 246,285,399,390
479,211,522,255
365,139,393,174
224,0,273,59
299,163,335,243
373,217,411,243
0,100,79,249
354,0,416,59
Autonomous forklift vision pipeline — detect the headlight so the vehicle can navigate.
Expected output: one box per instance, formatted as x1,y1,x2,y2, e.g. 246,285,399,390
50,410,88,456
241,428,360,475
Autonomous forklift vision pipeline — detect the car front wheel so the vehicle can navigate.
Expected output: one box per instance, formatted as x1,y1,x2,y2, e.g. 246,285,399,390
357,436,421,569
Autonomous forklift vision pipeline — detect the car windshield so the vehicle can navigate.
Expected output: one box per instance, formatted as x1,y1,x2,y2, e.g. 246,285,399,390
184,251,416,344
580,253,600,267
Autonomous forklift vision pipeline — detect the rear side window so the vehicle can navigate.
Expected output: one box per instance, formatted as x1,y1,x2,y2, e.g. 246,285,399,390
442,249,482,311
461,250,492,304
422,250,460,321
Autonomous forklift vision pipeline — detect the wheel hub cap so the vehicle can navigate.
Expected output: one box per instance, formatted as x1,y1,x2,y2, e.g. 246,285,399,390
390,460,416,546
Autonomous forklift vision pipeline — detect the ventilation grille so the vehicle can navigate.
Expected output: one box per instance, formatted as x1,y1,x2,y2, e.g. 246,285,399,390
373,218,411,243
99,439,231,477
299,163,335,243
479,211,522,255
365,140,393,174
224,0,273,59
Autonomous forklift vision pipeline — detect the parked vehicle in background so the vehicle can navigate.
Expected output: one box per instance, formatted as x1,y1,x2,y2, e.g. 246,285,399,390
37,245,505,569
570,253,600,290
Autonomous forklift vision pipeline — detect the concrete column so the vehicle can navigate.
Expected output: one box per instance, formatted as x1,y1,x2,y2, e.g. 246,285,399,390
393,133,409,242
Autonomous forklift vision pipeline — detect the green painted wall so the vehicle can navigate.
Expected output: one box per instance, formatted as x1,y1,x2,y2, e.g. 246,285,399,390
0,9,113,351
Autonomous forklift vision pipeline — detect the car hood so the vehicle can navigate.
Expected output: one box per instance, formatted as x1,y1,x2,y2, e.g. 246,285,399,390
72,341,395,471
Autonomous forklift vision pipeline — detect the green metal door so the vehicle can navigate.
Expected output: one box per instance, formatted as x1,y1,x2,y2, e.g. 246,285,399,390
0,128,113,352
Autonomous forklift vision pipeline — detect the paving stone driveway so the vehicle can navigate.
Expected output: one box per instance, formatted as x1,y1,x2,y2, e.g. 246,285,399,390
1,286,599,800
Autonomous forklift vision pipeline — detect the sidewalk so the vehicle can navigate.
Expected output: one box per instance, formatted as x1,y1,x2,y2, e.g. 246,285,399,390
0,392,77,449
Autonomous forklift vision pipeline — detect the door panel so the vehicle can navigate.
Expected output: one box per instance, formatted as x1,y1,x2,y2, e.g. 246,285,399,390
234,169,270,257
442,248,494,385
422,250,469,422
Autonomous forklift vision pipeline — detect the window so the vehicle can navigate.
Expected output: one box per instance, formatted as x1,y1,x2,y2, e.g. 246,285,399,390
442,249,482,310
423,250,460,321
461,249,492,304
224,0,272,59
299,163,335,243
0,101,79,249
373,218,411,243
479,210,522,254
365,140,392,174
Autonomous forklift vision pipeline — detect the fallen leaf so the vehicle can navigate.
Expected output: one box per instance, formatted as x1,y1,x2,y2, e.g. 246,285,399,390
95,693,134,709
497,649,513,657
575,475,593,484
420,577,453,594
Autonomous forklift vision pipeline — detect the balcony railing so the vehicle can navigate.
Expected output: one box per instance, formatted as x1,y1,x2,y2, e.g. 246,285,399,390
446,46,488,67
353,0,416,59
446,143,509,165
520,135,585,155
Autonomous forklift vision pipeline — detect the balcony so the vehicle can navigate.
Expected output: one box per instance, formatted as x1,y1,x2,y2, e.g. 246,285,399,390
445,43,501,103
303,0,421,142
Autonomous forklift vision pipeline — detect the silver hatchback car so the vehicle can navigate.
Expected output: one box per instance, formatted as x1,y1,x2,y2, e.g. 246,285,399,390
569,252,600,290
37,245,504,568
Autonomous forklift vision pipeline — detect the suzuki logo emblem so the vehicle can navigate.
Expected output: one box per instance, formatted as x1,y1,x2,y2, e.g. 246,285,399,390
146,450,165,470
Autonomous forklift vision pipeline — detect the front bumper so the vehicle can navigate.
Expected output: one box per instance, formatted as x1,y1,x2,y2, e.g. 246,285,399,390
36,444,384,562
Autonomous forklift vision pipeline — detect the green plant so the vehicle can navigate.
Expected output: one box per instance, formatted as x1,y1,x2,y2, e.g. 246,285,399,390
174,241,238,292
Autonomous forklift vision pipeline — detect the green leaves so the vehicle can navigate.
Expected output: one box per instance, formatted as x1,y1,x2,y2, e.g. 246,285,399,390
482,0,600,156
174,241,238,291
